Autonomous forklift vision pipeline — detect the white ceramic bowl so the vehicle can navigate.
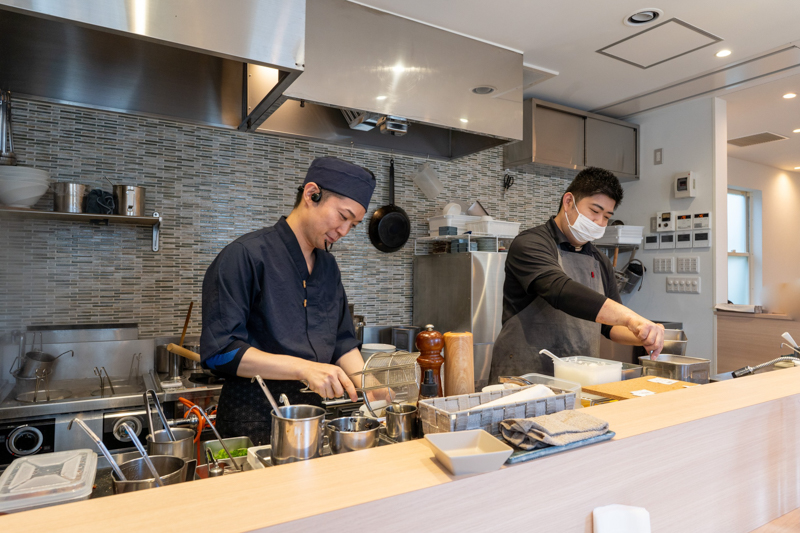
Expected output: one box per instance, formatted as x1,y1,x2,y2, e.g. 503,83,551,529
0,181,49,207
425,429,513,475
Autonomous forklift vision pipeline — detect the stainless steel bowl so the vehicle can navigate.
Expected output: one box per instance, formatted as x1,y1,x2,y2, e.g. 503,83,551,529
111,455,187,493
326,416,381,454
146,428,195,460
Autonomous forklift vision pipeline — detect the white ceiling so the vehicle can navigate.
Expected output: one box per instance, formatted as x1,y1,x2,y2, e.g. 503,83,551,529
350,0,800,170
724,73,800,172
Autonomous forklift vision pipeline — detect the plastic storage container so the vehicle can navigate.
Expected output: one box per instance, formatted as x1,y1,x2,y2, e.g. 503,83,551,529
0,449,97,513
465,219,521,237
594,225,644,245
519,373,582,408
428,214,481,236
553,356,622,386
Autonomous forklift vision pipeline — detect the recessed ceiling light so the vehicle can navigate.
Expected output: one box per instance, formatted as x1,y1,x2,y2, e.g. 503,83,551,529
715,49,731,58
784,93,797,99
793,128,800,133
460,118,469,123
795,166,800,170
471,86,496,95
376,96,387,100
624,8,663,26
392,64,405,74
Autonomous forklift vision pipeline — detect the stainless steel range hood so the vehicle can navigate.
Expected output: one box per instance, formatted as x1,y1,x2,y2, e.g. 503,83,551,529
251,0,523,160
0,0,305,129
0,0,522,160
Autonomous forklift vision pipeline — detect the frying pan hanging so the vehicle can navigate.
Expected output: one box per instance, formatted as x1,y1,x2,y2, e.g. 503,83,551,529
368,157,410,253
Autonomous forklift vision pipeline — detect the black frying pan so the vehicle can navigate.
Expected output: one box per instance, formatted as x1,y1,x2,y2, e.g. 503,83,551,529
369,157,410,253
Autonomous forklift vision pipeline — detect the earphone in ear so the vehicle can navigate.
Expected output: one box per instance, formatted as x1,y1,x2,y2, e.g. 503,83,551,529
311,190,321,202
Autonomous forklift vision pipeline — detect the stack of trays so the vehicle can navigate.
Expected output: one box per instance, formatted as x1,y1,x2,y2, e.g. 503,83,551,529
475,237,496,252
449,239,478,253
438,226,458,236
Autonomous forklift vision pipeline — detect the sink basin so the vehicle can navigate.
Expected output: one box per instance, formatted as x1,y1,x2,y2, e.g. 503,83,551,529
91,385,143,396
15,389,73,403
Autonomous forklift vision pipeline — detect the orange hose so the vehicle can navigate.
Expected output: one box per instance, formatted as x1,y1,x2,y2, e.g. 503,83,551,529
178,397,217,458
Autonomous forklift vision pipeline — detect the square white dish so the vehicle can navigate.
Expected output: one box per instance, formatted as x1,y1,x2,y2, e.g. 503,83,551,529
425,429,513,475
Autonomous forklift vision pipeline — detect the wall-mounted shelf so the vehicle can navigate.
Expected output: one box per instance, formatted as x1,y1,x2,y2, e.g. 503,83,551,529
0,207,163,251
414,233,516,255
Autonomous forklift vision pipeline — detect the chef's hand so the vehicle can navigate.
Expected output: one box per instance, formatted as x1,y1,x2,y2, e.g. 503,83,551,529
301,361,358,401
627,318,665,359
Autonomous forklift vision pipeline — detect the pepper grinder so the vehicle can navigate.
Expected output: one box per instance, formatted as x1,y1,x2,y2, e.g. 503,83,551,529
415,324,444,398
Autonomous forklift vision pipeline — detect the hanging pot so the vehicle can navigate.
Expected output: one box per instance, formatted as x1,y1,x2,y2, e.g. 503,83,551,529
368,157,410,253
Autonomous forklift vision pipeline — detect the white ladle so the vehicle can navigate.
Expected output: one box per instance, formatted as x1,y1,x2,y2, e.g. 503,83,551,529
538,349,561,363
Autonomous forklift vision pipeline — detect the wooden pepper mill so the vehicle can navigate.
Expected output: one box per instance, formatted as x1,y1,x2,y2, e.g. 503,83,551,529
416,324,444,398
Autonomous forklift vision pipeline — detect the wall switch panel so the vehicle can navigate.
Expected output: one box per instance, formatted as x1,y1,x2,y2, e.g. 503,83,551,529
677,256,700,273
693,212,712,230
659,232,675,249
676,231,693,248
693,229,711,248
667,276,701,294
644,234,659,250
676,214,693,230
653,257,674,273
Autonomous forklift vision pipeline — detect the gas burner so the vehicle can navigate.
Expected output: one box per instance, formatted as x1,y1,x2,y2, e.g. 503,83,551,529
188,373,225,386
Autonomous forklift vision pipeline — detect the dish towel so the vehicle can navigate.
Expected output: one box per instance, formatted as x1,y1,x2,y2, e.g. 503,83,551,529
500,410,609,450
593,504,651,533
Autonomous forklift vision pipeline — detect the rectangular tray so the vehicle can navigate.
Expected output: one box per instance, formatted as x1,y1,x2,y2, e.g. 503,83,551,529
505,431,616,464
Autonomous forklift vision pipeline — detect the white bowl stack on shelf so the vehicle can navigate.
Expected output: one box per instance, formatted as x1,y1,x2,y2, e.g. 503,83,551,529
0,166,50,208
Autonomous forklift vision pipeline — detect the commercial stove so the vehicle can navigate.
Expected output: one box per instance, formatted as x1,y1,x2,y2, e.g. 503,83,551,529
0,325,223,470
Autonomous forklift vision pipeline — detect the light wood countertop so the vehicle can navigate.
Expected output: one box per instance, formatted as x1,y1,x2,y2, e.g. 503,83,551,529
4,367,800,532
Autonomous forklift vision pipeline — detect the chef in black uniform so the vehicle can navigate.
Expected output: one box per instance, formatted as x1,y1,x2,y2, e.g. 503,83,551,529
490,167,665,381
200,156,376,445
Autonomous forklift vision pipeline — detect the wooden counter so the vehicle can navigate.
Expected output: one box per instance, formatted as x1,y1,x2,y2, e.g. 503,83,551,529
4,367,800,532
716,311,800,373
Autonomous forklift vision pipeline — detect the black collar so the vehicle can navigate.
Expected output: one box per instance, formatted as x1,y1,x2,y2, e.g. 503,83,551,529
546,216,595,256
275,216,315,279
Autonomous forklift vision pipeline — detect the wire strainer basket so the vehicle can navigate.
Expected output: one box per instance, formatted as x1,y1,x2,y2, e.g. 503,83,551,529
353,350,420,417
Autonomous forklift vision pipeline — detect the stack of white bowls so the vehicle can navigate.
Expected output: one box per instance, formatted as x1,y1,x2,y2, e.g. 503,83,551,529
0,166,50,208
361,343,395,363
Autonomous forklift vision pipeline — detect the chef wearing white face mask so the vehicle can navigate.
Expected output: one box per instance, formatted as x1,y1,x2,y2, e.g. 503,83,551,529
490,167,665,381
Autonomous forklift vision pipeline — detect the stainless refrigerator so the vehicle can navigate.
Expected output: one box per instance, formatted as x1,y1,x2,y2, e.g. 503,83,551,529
413,252,506,390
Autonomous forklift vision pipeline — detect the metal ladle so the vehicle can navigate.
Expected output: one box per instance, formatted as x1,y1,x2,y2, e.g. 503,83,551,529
184,405,243,472
145,389,175,441
69,418,126,481
251,375,282,415
120,423,163,487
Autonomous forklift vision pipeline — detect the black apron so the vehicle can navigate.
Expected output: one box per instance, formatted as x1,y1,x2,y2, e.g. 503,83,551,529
490,247,605,380
215,378,324,446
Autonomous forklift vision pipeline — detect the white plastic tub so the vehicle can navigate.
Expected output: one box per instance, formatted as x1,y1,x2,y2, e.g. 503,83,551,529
553,356,622,386
465,219,521,237
0,449,97,513
428,214,481,235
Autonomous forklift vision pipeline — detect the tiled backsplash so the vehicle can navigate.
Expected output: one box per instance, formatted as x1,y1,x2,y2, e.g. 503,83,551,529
0,100,578,338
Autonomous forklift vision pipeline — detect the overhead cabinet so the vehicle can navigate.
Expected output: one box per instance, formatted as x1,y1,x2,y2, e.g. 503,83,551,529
504,99,639,181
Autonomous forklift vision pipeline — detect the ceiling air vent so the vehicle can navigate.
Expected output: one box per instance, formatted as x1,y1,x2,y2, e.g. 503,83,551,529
728,132,788,147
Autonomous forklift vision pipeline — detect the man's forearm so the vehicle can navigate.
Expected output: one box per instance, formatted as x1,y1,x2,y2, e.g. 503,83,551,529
608,325,642,345
236,347,309,380
595,297,638,328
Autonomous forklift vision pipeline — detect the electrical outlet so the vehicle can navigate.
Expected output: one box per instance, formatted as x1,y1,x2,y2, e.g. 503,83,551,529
676,256,700,273
653,257,674,273
666,276,701,294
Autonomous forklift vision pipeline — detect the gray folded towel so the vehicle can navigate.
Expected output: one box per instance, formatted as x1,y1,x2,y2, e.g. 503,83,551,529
500,410,609,450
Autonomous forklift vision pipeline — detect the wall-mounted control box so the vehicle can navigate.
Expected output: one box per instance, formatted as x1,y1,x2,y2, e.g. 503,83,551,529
674,172,697,198
644,235,659,250
676,214,693,230
676,231,693,249
659,233,676,249
693,212,711,230
692,229,711,248
677,256,700,273
653,257,674,273
655,211,676,232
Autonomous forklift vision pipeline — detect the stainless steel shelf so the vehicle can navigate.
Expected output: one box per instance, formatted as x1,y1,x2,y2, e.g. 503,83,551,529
0,207,163,251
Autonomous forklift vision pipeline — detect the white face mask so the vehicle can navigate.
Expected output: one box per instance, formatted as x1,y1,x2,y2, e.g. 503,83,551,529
564,197,606,244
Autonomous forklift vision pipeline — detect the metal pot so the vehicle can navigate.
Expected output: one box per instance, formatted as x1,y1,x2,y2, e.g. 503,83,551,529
17,349,74,379
181,343,202,372
146,428,195,460
270,405,326,465
384,404,416,442
52,182,86,213
111,455,187,494
325,416,381,454
113,184,146,216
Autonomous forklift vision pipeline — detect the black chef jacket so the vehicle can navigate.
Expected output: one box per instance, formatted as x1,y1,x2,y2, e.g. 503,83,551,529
200,216,360,444
502,217,621,339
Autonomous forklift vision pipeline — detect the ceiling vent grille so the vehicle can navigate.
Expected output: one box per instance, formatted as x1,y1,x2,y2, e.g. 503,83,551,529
728,132,788,147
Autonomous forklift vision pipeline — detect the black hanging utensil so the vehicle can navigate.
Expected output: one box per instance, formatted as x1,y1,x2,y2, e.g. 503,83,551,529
368,157,411,253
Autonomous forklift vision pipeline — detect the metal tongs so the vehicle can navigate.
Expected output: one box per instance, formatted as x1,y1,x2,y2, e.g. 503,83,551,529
144,389,175,441
184,404,243,472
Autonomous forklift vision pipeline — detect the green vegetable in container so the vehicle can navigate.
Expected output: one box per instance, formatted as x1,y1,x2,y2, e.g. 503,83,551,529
214,447,248,460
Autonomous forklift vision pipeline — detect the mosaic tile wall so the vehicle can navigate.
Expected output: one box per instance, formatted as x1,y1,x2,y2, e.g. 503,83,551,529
0,100,578,338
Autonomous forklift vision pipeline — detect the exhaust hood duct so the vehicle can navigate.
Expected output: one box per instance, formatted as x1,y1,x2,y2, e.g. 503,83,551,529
0,0,304,129
252,0,523,160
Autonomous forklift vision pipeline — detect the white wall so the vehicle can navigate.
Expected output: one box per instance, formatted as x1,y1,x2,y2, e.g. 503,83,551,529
727,157,800,307
613,97,723,365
